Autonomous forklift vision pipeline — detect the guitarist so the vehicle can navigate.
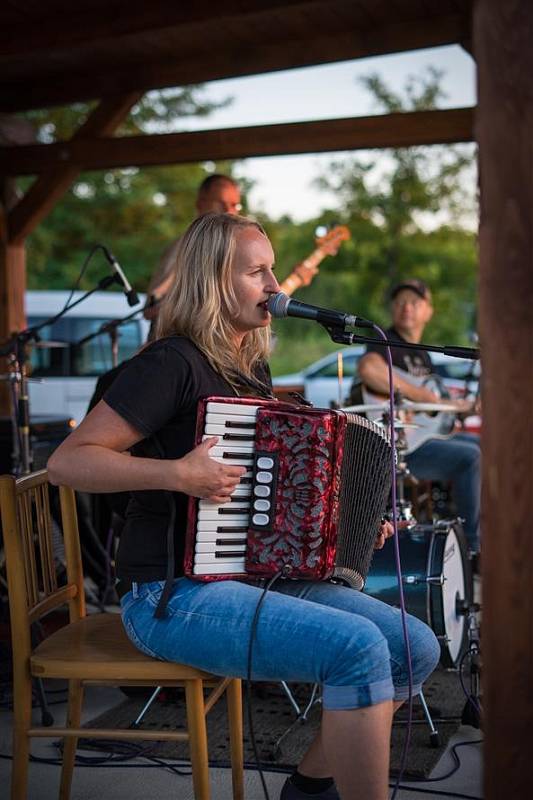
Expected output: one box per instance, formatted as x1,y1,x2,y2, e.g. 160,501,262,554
356,279,481,560
145,173,348,330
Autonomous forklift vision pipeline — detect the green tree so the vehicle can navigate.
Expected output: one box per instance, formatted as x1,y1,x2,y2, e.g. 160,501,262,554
266,68,478,374
24,88,238,291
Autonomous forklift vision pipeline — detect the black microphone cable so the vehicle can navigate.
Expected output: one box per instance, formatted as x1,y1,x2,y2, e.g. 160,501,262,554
246,570,286,800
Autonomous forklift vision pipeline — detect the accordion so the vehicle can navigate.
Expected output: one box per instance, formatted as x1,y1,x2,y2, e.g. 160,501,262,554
184,397,392,589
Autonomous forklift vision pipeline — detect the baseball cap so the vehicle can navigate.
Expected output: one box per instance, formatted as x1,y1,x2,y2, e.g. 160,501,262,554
390,279,432,302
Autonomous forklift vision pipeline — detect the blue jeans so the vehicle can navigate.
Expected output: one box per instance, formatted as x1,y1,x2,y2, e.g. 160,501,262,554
120,577,440,711
406,433,481,552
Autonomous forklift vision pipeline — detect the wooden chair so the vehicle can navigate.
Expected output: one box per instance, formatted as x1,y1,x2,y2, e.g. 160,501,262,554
0,470,244,800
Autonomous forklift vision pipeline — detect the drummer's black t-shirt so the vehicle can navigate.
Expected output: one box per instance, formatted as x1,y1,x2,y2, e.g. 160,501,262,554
365,326,433,379
103,335,271,582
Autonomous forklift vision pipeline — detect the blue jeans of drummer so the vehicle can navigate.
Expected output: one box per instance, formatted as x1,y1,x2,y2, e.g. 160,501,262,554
120,578,440,711
406,432,481,553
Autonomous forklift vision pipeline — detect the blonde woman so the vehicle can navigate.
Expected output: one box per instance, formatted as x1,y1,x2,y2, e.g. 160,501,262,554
49,213,439,800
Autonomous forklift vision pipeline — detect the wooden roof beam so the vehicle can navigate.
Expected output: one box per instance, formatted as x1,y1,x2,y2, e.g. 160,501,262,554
0,0,309,56
1,108,475,180
8,93,142,244
0,14,471,113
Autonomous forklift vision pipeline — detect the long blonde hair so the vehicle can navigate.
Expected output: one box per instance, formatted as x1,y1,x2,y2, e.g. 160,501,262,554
155,213,272,393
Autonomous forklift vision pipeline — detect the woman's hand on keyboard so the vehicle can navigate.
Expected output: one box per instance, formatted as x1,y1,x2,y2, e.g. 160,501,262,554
173,437,247,501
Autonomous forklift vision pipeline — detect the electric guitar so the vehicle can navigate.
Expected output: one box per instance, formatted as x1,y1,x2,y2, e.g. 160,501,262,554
361,367,457,454
279,225,351,296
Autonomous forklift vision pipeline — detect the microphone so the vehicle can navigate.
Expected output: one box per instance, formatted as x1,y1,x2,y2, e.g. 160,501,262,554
267,292,373,329
102,246,139,307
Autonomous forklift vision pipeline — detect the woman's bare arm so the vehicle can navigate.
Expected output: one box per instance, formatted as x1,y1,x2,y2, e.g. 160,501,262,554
47,400,245,502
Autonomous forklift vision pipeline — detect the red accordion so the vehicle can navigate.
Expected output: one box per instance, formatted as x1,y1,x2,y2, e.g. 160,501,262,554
184,396,392,589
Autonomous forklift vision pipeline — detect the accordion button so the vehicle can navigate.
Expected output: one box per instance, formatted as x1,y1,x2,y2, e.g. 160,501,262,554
257,456,275,469
256,471,273,484
252,513,270,526
254,485,271,497
254,499,271,512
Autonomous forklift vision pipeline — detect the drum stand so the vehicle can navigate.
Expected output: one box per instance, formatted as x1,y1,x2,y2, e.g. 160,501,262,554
461,602,482,729
391,432,441,747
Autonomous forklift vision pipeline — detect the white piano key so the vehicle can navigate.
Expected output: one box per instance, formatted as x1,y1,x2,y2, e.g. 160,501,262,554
195,542,247,553
196,521,249,532
198,510,250,522
204,423,255,437
206,402,260,416
194,552,246,565
193,562,246,575
203,440,255,453
197,531,248,542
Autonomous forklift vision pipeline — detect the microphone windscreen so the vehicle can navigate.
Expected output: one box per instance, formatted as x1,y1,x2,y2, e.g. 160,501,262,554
266,292,290,318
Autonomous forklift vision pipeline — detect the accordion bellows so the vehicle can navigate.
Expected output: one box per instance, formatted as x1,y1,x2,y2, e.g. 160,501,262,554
184,397,392,589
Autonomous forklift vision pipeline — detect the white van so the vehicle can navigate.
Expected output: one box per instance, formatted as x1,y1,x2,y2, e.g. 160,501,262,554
26,291,150,423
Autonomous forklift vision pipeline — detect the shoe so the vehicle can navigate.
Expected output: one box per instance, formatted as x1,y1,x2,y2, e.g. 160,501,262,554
279,777,340,800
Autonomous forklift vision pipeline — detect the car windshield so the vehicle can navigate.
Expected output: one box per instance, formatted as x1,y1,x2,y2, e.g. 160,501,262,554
27,316,144,377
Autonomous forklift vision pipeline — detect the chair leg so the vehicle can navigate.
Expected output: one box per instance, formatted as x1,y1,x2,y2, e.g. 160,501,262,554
11,673,33,800
185,679,210,800
226,679,244,800
59,679,84,800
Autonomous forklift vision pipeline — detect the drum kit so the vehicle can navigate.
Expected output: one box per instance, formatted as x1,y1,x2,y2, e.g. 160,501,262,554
345,397,477,671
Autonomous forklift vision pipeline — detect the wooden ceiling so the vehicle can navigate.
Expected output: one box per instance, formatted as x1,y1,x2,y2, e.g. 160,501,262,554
0,0,472,113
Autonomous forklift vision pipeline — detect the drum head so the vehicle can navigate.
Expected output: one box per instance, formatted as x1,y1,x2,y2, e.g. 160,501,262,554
429,521,472,667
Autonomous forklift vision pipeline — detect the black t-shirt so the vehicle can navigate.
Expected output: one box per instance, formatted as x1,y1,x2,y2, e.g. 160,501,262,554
365,326,432,379
103,335,272,582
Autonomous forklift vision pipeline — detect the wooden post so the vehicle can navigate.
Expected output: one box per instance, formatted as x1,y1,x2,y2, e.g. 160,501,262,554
0,184,26,414
475,2,533,797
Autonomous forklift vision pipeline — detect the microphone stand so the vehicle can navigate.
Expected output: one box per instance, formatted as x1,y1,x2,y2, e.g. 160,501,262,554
0,274,135,476
322,325,480,361
74,304,145,368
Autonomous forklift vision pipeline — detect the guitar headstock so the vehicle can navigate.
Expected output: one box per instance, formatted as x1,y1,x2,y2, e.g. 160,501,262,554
315,225,351,256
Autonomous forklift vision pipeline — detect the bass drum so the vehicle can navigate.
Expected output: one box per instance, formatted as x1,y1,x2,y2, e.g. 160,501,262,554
364,519,472,668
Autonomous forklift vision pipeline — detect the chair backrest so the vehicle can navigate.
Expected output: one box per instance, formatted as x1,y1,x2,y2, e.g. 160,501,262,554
0,470,85,667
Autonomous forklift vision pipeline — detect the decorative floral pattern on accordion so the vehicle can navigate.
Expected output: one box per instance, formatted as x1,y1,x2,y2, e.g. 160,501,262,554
247,407,392,588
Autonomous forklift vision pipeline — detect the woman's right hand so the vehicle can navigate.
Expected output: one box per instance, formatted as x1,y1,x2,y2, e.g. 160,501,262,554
171,437,246,502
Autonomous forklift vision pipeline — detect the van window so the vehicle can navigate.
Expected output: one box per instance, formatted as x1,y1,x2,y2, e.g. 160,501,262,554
27,316,145,377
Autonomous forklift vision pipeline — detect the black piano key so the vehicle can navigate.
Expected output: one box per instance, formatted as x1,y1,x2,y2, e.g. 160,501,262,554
215,551,247,558
217,526,248,533
215,538,247,546
222,451,254,461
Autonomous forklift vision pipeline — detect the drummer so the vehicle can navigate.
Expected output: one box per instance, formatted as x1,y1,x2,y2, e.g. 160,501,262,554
355,279,481,559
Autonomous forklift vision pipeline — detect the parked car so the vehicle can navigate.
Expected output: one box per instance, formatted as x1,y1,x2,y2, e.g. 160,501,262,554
26,291,149,423
272,346,480,409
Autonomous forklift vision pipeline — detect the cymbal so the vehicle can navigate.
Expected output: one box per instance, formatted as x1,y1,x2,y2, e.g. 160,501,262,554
32,340,70,349
343,400,460,414
399,400,461,413
375,421,419,430
343,403,390,413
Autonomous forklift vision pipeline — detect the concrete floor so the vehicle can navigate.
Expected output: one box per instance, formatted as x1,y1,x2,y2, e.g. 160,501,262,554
0,680,483,800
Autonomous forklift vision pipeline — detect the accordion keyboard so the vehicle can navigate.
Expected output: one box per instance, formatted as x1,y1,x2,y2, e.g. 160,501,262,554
194,401,271,575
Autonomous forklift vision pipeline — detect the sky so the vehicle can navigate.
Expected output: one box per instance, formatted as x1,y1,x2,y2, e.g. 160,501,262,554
178,45,477,221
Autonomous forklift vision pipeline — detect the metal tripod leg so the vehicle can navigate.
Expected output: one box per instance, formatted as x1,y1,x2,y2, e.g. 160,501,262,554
273,683,321,756
419,688,440,747
129,686,163,728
